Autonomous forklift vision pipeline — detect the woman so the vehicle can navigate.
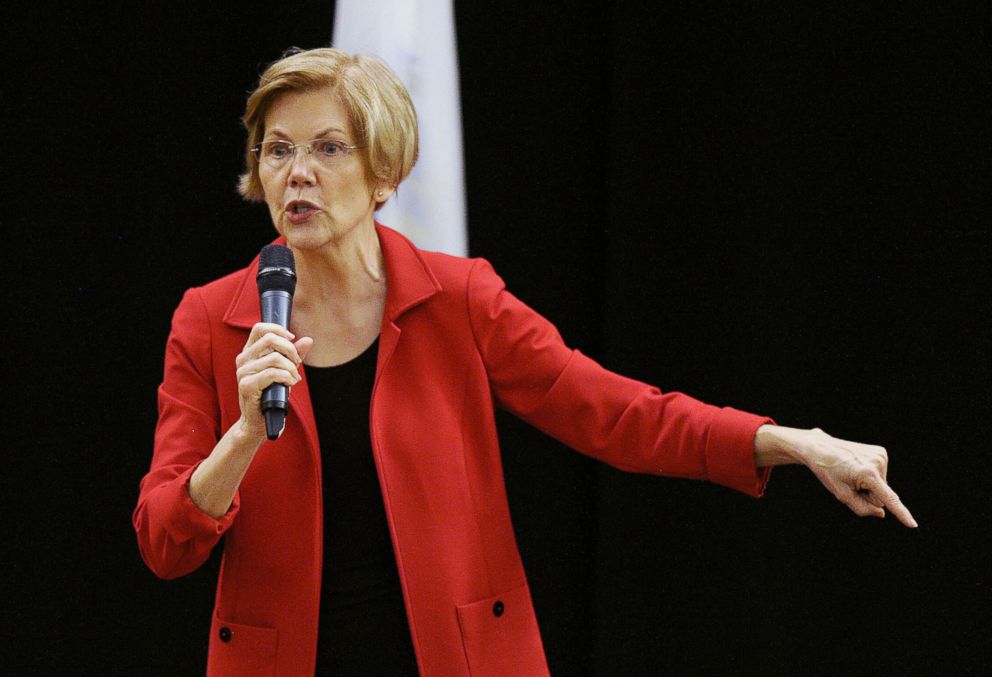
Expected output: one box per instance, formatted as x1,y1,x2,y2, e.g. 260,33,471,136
133,47,916,676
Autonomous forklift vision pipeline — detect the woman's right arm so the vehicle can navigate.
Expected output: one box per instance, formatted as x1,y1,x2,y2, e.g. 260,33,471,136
133,288,309,579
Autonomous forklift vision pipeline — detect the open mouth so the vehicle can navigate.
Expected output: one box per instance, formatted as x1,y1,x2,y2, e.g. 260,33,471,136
287,200,318,213
285,200,319,222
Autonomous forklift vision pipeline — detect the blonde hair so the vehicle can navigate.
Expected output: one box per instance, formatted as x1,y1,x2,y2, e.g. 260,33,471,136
237,47,419,205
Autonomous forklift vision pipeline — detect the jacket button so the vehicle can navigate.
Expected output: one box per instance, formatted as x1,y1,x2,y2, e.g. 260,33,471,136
219,626,232,643
492,600,504,617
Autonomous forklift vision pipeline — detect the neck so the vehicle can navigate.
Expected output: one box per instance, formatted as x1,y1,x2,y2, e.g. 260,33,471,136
292,221,385,309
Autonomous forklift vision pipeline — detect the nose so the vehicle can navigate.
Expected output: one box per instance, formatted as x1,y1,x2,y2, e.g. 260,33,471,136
287,147,317,186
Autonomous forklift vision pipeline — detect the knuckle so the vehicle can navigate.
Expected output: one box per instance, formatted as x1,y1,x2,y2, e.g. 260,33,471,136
858,469,879,485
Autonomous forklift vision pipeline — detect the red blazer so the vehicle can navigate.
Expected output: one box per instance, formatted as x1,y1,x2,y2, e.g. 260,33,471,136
133,224,772,676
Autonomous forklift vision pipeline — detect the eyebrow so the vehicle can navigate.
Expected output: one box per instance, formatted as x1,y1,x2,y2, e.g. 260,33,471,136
266,127,349,140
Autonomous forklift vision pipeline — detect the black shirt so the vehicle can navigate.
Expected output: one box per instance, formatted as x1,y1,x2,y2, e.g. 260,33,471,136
306,339,419,675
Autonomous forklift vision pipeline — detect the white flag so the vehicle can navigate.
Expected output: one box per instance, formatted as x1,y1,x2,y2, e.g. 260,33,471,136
334,0,468,256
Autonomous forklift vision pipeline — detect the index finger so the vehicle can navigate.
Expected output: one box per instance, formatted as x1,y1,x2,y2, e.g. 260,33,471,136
246,322,295,347
870,479,918,528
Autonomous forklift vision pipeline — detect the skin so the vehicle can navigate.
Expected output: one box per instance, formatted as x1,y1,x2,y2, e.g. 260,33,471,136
189,87,917,529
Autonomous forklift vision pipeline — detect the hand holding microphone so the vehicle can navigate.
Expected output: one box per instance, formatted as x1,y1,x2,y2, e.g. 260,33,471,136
233,245,313,441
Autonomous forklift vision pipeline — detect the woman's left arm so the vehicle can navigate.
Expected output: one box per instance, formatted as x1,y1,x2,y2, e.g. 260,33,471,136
754,425,918,527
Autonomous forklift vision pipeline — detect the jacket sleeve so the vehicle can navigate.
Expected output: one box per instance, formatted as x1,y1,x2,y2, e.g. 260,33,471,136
466,259,772,497
132,287,240,579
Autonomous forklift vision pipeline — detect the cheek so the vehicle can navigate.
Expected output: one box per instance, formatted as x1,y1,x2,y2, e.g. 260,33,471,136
326,175,372,207
260,177,281,211
265,196,280,219
259,167,280,193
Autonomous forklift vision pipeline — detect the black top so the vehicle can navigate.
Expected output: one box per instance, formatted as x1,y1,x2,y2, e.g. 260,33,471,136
306,338,419,675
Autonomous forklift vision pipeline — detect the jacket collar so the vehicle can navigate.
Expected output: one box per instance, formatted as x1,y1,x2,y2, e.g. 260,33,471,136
222,223,442,330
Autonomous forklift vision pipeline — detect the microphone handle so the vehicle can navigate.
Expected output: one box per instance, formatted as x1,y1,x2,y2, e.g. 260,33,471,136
260,290,293,440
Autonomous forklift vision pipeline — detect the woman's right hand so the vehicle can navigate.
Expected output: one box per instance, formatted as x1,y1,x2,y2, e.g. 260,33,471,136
235,322,314,441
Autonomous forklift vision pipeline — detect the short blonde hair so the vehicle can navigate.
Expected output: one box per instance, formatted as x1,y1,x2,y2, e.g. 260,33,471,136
237,47,419,204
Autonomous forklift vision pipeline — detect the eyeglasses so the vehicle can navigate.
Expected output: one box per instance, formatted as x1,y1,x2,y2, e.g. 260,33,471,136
250,138,364,169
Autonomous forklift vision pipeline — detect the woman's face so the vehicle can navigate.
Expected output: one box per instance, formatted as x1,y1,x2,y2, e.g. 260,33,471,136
258,86,392,251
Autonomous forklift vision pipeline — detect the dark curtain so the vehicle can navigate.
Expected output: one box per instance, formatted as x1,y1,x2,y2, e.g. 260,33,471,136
6,2,987,674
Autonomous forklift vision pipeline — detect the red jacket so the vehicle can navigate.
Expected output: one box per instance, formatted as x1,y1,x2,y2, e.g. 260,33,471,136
133,224,772,676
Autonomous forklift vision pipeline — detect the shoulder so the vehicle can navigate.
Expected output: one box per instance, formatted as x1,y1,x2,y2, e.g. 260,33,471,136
170,257,256,331
420,249,493,285
379,226,499,287
193,265,252,311
377,223,506,309
415,250,511,318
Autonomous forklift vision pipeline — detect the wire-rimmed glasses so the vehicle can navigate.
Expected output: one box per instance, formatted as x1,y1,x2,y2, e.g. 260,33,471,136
250,138,364,169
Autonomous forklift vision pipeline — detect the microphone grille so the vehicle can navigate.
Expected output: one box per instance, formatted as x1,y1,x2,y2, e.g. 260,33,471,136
257,244,297,294
259,244,295,271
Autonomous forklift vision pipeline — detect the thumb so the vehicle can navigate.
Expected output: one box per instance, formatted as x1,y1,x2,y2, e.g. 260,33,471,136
846,488,886,518
837,484,885,517
295,336,315,362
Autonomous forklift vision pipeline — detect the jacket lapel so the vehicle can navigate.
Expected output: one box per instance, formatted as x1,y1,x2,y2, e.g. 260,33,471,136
375,223,443,375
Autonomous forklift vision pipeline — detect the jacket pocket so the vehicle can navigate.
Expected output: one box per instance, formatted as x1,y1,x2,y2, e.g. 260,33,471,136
207,613,278,677
455,582,549,676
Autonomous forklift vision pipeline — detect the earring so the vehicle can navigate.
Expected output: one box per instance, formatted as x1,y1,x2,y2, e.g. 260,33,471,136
377,190,384,197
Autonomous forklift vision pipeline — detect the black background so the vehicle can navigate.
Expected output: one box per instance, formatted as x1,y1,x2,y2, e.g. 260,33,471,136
6,2,989,675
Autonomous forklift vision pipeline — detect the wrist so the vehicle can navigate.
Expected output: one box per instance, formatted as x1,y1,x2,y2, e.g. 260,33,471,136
754,424,807,467
231,417,266,453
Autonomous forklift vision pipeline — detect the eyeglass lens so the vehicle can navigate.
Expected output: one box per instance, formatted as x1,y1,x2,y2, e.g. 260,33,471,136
258,139,351,167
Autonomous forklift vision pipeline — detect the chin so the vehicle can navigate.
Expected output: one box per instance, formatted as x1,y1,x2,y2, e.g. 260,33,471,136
281,222,352,252
282,230,332,252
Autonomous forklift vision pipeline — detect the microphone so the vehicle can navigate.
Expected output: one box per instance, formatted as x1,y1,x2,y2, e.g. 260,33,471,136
256,244,297,440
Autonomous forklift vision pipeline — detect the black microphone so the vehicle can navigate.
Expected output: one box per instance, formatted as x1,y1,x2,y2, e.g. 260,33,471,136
257,244,297,440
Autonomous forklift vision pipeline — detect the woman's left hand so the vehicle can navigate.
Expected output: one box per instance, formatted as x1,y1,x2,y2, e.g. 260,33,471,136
755,425,918,528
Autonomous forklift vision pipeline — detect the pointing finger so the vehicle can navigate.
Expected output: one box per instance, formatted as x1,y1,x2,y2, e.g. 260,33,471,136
869,479,918,528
